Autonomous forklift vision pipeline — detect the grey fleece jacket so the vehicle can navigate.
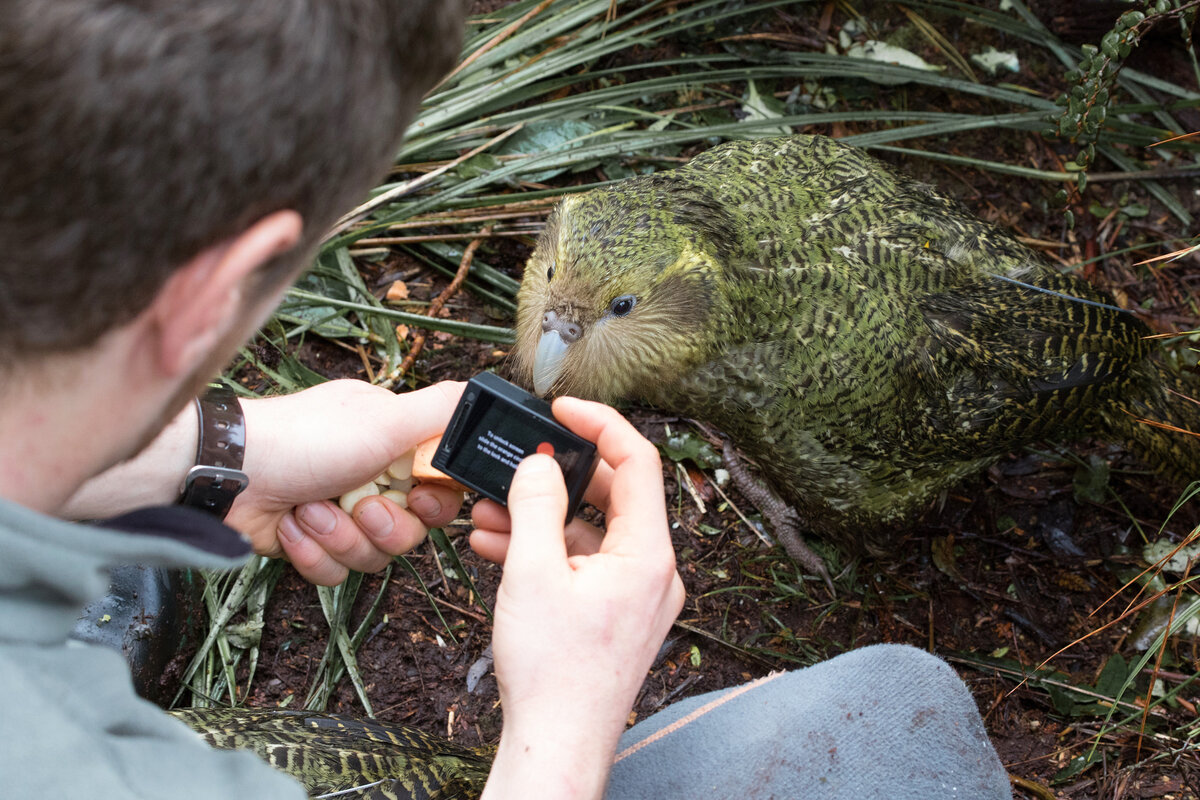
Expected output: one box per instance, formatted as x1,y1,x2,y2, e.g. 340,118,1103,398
0,497,304,799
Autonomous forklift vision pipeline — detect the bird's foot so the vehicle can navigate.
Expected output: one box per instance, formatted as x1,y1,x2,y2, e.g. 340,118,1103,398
720,439,835,594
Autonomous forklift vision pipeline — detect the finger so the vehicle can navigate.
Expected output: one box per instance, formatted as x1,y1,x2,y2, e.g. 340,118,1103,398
546,397,615,509
474,470,601,551
550,397,669,554
383,380,466,451
471,517,604,564
247,526,285,560
501,454,569,583
471,498,512,533
471,463,608,522
581,457,615,510
294,500,393,573
351,495,429,556
406,484,464,528
276,512,351,586
469,528,511,564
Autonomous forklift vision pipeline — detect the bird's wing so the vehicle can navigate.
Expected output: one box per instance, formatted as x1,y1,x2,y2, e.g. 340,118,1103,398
170,708,493,800
914,270,1149,454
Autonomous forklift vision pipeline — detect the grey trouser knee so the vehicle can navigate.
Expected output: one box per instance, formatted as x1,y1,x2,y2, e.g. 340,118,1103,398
606,644,1011,799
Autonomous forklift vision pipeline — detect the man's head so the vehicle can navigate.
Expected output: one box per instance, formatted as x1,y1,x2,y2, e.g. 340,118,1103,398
0,0,466,365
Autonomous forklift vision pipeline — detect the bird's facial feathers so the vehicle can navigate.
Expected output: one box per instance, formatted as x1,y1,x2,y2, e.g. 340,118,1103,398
514,190,726,403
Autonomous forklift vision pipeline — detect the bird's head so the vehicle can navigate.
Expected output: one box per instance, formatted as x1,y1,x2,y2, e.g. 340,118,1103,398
512,177,735,403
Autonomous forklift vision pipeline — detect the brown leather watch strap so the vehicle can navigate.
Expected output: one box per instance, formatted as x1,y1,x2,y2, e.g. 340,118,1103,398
178,388,249,519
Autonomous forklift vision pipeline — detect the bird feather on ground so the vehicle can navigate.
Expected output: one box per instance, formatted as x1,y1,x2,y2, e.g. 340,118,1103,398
171,707,493,800
511,135,1200,573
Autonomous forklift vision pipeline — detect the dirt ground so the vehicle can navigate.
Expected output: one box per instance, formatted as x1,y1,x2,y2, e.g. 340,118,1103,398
226,2,1200,798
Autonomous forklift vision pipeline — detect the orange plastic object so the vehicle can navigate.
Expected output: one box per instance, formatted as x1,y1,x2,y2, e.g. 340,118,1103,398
412,436,469,492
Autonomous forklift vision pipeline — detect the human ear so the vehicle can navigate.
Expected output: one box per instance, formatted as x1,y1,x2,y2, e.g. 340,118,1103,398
149,210,303,377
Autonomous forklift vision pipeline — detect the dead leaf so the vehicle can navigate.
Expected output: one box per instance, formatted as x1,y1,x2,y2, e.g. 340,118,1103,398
685,467,715,502
931,535,965,583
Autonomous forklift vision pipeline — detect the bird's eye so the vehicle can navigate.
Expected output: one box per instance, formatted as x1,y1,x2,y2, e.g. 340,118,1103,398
546,265,555,281
609,295,636,317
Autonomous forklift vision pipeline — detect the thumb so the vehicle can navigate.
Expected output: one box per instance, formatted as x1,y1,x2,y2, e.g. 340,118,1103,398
502,454,569,582
384,380,465,450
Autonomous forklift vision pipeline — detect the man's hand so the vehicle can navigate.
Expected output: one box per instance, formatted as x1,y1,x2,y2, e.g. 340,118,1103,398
229,380,465,585
471,398,685,800
64,379,465,586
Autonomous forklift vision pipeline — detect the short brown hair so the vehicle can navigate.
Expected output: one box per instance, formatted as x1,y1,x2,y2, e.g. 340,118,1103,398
0,0,465,360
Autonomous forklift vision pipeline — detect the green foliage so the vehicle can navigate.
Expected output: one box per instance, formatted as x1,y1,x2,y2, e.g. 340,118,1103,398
428,526,492,621
1043,0,1199,190
177,557,282,708
659,428,722,471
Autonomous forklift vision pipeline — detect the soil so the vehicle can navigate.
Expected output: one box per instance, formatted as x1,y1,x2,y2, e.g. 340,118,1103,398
225,2,1200,798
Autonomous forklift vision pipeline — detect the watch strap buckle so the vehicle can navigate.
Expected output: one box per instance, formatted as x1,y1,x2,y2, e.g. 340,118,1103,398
179,464,249,519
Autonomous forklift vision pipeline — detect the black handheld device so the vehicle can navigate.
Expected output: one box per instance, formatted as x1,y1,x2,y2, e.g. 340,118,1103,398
432,372,598,522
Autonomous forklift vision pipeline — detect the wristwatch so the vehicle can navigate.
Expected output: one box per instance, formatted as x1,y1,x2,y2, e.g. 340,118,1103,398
178,388,249,519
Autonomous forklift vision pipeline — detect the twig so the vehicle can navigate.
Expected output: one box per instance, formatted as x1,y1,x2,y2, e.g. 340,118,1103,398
670,619,780,670
708,475,770,547
355,343,376,384
400,585,490,625
353,229,535,247
380,207,553,231
1086,166,1200,182
379,227,492,389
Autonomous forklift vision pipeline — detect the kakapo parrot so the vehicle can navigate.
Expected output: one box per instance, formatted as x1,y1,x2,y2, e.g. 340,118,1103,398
171,707,494,800
511,135,1200,575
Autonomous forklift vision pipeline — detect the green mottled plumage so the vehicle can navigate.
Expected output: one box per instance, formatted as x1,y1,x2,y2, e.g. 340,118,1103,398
171,707,493,800
513,135,1200,548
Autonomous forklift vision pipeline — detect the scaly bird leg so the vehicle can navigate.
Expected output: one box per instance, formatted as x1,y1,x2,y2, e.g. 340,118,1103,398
720,439,835,594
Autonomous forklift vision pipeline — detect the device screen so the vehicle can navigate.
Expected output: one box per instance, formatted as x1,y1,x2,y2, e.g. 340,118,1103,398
439,393,587,502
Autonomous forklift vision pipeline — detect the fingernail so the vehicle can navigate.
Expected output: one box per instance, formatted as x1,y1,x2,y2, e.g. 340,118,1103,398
355,499,394,538
277,514,306,544
298,501,337,535
408,493,441,519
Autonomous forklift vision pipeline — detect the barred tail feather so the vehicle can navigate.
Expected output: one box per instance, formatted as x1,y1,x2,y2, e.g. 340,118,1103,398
1106,365,1200,485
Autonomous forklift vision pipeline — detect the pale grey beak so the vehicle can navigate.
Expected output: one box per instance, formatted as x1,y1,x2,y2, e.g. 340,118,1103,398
533,330,570,396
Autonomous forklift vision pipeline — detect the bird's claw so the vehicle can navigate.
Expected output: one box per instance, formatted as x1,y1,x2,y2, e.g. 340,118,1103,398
719,438,835,596
772,517,836,595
